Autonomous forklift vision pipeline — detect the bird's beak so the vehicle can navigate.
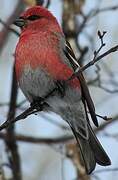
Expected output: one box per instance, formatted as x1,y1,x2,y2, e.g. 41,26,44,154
13,18,26,28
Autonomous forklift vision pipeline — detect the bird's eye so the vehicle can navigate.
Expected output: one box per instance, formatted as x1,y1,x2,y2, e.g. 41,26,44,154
27,15,40,21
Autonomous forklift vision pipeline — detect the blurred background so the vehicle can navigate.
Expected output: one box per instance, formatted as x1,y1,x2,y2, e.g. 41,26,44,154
0,0,118,180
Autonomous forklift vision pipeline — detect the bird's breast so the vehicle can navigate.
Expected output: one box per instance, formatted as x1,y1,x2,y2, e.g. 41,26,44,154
19,65,55,102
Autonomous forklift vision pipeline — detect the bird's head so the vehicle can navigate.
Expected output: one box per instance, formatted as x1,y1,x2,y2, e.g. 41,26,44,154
13,6,61,32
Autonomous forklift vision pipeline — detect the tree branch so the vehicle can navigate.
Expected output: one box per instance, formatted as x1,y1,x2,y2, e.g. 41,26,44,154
0,0,23,52
4,65,21,180
0,115,117,145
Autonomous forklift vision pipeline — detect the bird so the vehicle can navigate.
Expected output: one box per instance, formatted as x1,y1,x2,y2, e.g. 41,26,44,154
14,6,111,174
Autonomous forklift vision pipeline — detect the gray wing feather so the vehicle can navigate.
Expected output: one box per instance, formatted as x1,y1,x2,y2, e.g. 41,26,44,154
63,40,98,127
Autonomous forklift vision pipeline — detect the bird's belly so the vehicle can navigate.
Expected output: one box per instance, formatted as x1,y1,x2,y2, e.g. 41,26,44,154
19,65,55,102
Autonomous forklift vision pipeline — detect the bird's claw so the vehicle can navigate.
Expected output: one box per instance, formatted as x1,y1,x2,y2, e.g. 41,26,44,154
30,97,45,111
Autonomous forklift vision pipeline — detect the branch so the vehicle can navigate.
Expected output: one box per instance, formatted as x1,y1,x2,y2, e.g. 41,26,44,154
68,44,118,82
93,168,118,174
4,65,21,180
90,5,118,18
79,5,118,34
0,0,23,52
94,115,118,133
0,114,117,145
97,85,118,94
0,106,39,131
0,133,73,144
0,87,57,131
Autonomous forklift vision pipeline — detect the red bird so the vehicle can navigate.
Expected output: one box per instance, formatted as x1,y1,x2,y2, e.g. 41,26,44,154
14,6,111,174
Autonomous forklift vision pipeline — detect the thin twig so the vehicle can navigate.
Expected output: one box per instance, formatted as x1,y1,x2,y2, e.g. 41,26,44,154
93,168,118,174
68,45,118,82
90,5,118,18
94,115,118,133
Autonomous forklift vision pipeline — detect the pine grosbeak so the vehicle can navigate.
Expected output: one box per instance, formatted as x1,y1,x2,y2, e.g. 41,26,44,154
14,6,111,174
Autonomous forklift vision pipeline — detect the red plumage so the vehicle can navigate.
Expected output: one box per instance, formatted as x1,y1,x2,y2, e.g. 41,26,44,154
15,7,80,88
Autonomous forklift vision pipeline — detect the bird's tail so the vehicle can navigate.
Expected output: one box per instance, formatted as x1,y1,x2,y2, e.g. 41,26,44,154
70,123,111,174
88,123,111,166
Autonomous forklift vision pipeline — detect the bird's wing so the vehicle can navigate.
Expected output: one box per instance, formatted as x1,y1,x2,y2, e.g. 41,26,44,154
63,40,98,127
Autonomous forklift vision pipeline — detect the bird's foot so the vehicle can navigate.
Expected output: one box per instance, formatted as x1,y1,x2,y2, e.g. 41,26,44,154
30,97,45,111
55,80,66,97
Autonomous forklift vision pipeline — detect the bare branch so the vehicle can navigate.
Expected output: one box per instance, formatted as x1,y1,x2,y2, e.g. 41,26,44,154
95,115,118,133
0,0,23,52
0,133,73,144
68,44,118,82
90,5,118,18
93,168,118,174
4,65,21,180
0,114,117,145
